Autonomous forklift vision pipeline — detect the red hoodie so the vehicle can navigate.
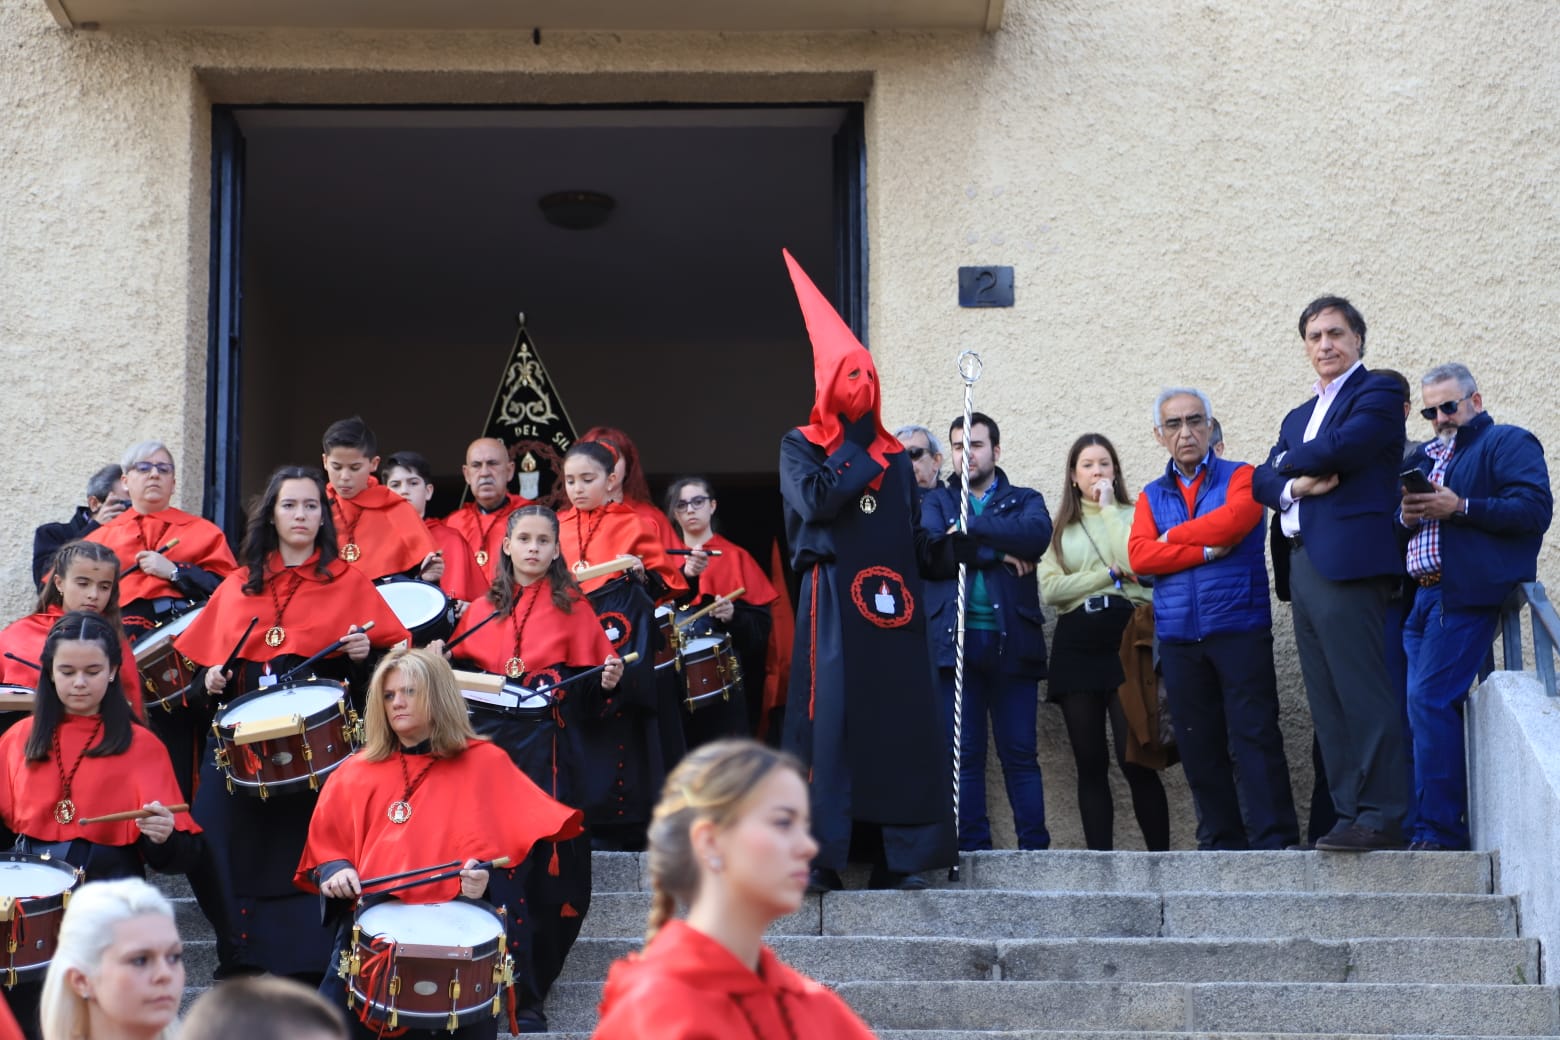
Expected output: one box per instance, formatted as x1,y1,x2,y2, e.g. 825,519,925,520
592,920,877,1039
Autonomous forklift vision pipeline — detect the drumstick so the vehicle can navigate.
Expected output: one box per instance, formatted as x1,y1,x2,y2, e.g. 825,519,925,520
3,652,40,672
77,803,189,826
119,538,182,578
222,617,261,676
673,588,745,630
533,652,640,694
443,608,501,652
572,557,638,583
277,621,376,683
372,856,514,897
664,548,723,557
356,859,462,891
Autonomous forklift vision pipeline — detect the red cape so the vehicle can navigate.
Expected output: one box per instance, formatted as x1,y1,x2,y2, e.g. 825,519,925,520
594,920,876,1040
670,533,779,608
556,503,687,599
627,499,679,551
0,713,199,846
427,517,487,603
173,552,410,666
0,607,143,716
87,507,238,606
449,581,613,679
444,494,531,587
295,740,582,902
328,479,438,581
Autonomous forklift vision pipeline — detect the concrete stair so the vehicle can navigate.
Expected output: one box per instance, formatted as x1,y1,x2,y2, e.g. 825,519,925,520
158,849,1556,1037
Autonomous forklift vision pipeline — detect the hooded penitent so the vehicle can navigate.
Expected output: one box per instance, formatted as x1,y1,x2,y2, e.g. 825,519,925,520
783,249,900,487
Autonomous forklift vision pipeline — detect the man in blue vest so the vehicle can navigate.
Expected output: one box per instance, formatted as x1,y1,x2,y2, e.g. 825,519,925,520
921,412,1053,851
1128,388,1299,850
1400,363,1552,850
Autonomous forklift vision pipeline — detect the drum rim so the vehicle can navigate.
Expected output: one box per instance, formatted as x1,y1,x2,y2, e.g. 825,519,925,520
215,678,349,729
131,605,205,652
0,851,80,900
374,578,452,612
681,635,730,655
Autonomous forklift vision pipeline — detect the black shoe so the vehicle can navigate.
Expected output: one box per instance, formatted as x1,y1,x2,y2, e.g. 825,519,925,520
867,869,929,891
514,1007,549,1033
1314,824,1406,852
1408,839,1456,851
1285,840,1316,851
806,867,844,894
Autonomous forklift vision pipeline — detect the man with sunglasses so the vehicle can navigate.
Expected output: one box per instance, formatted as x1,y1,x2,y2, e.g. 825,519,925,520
1398,363,1551,850
1251,296,1410,851
895,424,945,493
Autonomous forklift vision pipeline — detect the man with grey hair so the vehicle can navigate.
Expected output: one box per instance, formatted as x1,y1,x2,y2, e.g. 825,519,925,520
30,463,127,587
1399,363,1551,850
895,423,944,492
1128,387,1298,849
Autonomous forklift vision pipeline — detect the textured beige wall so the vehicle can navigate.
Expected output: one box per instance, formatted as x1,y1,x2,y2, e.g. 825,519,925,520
3,0,1558,848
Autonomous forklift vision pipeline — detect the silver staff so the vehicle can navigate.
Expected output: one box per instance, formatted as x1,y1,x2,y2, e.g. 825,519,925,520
949,350,983,882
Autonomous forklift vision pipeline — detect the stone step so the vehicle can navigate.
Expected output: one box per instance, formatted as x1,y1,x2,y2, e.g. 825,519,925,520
558,935,1538,986
581,850,1495,895
544,981,1560,1035
577,890,1517,941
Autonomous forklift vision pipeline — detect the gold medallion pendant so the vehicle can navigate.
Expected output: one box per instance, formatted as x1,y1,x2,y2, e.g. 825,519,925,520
475,549,489,568
505,657,524,680
341,543,361,563
859,494,878,515
53,799,75,825
387,800,412,825
265,626,286,648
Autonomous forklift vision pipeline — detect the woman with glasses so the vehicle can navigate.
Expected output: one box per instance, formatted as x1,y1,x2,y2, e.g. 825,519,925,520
664,478,777,744
1038,434,1169,851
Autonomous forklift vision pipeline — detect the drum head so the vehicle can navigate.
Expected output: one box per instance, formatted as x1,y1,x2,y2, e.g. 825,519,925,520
376,580,448,628
655,605,673,620
683,636,725,656
218,682,343,726
359,899,502,947
0,855,77,897
132,606,204,658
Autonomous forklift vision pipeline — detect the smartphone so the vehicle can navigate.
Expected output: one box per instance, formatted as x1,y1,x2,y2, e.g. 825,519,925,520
1400,468,1436,495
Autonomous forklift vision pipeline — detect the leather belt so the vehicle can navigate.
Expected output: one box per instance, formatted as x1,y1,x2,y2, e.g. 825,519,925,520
1286,534,1304,551
1416,572,1441,587
1083,594,1132,614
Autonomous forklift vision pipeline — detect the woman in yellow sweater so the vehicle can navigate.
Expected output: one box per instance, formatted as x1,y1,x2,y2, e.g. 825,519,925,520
1038,434,1168,850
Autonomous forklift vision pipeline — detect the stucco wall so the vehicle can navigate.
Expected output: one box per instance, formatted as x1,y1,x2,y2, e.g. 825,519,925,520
3,0,1558,848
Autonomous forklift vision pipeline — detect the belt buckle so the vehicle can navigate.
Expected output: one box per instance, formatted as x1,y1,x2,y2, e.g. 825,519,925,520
1085,595,1107,614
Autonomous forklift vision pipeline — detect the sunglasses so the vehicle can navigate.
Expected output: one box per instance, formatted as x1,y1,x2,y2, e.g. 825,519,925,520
1420,394,1473,421
905,447,930,461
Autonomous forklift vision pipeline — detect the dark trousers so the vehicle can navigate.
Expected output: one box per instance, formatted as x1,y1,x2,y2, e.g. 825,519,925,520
1159,630,1298,850
1055,688,1170,851
1403,585,1496,848
937,630,1049,851
1289,546,1409,835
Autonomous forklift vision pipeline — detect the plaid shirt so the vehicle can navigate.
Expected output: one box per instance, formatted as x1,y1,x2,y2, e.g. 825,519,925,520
1405,437,1455,577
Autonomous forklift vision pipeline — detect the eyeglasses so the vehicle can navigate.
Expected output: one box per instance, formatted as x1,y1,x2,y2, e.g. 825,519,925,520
1420,394,1473,421
673,496,711,512
130,461,174,476
1160,414,1207,434
905,447,930,461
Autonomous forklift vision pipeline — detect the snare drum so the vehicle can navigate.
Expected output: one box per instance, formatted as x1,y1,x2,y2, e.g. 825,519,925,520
0,852,82,988
342,895,511,1030
681,634,744,713
454,670,553,720
373,577,456,647
211,680,359,798
653,605,680,671
0,685,35,738
131,607,205,710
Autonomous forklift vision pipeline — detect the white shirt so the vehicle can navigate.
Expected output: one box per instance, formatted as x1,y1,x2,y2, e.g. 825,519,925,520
1278,360,1364,537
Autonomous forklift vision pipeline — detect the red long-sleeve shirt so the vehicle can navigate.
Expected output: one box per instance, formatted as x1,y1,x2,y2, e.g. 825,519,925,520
1128,464,1264,576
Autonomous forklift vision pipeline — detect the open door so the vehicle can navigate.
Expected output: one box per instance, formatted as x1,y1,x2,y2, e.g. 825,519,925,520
832,103,868,345
205,106,246,538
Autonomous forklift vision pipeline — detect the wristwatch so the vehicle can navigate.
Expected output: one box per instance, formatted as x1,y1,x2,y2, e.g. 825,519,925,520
167,565,180,584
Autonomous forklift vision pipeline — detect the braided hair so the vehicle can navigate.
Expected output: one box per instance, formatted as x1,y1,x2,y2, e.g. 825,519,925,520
25,611,135,762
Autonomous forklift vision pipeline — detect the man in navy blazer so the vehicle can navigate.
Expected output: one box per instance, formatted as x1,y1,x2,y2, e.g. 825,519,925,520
1251,296,1410,851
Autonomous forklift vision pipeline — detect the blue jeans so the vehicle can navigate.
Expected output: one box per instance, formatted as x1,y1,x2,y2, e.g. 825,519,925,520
939,629,1050,850
1403,585,1497,849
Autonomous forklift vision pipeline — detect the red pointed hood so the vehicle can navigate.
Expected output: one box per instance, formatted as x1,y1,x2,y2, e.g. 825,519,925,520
783,249,899,481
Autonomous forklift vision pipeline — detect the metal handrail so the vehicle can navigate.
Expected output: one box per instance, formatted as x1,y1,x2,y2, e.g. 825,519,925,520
1483,581,1560,695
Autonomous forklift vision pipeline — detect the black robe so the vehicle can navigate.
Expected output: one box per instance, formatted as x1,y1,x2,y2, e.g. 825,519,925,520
778,430,957,874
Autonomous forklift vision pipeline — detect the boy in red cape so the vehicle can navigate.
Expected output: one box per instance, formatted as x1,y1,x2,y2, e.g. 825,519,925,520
322,417,441,583
776,249,965,892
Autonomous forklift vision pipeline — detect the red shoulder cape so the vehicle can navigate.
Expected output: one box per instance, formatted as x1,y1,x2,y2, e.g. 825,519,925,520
426,517,487,603
443,495,530,587
295,740,582,902
328,479,437,580
448,581,612,678
556,504,687,598
672,534,779,608
173,553,410,666
0,608,144,716
627,499,679,551
87,507,238,606
0,714,199,846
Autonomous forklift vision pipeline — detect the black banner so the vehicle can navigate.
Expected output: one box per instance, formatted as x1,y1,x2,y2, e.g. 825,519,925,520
478,313,578,510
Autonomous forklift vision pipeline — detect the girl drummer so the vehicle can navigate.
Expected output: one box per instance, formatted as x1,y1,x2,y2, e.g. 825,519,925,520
664,477,778,745
0,541,144,718
591,739,876,1040
0,613,200,1040
171,465,409,983
557,441,685,600
579,426,680,548
439,504,624,1030
297,648,583,1040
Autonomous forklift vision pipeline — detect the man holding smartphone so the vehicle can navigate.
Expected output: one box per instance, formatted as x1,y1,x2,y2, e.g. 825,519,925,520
30,462,126,588
920,412,1054,851
1399,363,1552,850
